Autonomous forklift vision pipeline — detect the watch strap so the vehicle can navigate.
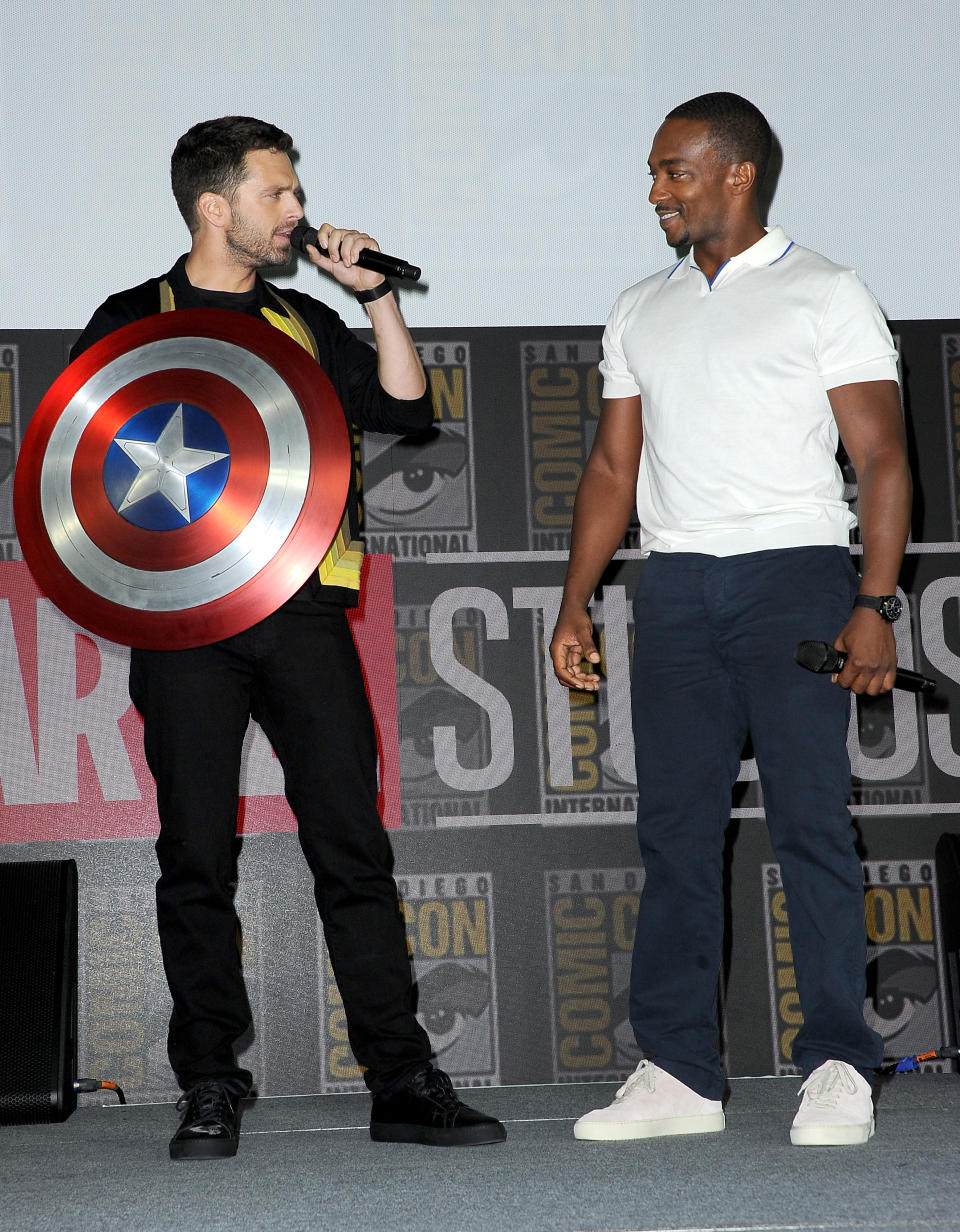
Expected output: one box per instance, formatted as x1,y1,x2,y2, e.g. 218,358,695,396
354,278,393,304
854,593,901,621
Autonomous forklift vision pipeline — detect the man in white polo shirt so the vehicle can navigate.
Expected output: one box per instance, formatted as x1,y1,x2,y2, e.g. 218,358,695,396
550,92,912,1146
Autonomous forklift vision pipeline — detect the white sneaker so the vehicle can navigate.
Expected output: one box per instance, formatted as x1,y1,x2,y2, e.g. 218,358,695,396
573,1059,725,1141
790,1059,875,1146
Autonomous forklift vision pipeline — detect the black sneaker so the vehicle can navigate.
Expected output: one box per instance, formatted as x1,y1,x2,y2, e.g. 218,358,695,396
370,1066,506,1147
169,1080,244,1160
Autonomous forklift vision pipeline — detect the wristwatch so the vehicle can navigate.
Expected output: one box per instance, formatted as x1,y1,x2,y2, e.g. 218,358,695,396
854,594,902,622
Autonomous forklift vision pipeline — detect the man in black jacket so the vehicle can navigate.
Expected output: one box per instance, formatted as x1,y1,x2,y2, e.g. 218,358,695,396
72,115,505,1158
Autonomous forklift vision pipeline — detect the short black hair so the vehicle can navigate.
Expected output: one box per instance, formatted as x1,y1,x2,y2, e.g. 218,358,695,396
666,92,772,184
171,116,294,231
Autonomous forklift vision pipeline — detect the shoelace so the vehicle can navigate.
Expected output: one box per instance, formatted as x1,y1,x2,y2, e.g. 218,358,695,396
614,1059,656,1102
176,1081,236,1129
797,1061,858,1108
410,1068,462,1111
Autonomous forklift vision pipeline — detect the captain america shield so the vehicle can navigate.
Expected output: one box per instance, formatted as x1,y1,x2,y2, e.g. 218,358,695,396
14,309,351,649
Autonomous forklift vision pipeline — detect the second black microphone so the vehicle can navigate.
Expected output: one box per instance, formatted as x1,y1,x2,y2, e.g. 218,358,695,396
290,220,422,282
794,640,936,694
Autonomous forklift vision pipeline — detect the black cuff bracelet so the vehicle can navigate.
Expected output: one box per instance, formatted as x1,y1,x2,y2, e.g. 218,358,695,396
354,278,394,304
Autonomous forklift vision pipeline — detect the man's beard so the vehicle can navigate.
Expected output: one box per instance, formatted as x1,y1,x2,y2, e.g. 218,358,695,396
225,210,291,270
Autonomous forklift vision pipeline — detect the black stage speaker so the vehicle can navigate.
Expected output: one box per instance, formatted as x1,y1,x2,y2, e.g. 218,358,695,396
0,859,78,1124
935,833,960,1047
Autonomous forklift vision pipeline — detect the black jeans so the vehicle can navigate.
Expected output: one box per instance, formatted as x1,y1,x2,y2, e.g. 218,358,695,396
130,604,431,1094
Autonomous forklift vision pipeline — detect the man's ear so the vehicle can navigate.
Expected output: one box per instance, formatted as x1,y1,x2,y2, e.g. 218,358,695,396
196,190,231,230
729,160,758,197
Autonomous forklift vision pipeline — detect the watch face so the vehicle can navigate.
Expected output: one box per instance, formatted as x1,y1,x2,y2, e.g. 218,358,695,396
880,595,903,622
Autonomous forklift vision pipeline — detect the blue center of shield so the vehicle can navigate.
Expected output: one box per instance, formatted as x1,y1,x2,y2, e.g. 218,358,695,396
103,402,231,530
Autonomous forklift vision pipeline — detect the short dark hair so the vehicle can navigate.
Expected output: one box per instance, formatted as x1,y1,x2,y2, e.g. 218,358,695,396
171,116,294,231
666,92,772,184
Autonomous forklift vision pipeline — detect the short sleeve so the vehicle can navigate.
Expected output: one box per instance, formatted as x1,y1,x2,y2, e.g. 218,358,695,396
816,269,899,390
598,293,642,399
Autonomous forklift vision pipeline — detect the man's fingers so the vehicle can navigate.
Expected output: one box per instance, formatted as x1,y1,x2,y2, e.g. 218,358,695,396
549,632,602,691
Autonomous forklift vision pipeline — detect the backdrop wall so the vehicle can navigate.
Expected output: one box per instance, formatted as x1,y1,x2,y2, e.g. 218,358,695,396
1,318,959,1100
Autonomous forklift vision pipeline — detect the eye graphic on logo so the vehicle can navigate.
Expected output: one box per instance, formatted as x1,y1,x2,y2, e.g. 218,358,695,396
862,947,939,1043
598,720,638,790
400,687,485,781
855,693,897,758
364,430,467,522
415,962,491,1056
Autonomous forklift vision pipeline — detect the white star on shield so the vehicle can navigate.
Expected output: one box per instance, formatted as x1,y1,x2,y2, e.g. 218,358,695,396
114,403,228,521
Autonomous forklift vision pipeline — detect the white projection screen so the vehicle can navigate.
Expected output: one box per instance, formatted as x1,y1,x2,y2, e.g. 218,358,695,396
2,1,955,329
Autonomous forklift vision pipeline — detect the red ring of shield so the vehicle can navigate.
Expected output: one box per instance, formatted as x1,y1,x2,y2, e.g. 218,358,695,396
14,309,351,649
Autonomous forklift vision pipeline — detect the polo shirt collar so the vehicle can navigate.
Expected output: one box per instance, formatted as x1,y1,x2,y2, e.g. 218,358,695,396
673,226,794,283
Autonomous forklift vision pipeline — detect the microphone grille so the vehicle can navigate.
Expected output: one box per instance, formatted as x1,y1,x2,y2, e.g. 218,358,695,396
289,219,315,254
794,640,833,672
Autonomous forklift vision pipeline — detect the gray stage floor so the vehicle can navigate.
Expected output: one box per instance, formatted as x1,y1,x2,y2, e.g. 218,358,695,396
1,1075,958,1232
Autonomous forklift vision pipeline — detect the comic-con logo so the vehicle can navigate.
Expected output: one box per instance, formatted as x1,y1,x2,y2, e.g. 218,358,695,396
80,883,266,1100
763,860,951,1073
520,584,638,819
546,868,644,1082
320,872,499,1091
363,341,476,556
395,602,490,826
521,339,640,552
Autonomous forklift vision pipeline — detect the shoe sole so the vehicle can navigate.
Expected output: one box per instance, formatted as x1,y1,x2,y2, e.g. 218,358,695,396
790,1119,875,1147
370,1122,507,1147
574,1111,726,1141
169,1137,239,1160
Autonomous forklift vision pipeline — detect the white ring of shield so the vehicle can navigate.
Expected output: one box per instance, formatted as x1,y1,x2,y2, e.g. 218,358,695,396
39,336,311,611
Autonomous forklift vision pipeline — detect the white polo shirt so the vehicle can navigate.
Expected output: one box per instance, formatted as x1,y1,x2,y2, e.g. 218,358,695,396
600,226,899,557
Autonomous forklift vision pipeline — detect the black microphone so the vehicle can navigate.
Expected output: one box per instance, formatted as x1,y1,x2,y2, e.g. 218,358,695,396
289,220,422,282
794,640,936,694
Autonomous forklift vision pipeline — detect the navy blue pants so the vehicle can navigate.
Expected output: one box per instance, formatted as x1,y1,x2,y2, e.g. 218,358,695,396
130,605,431,1094
629,546,883,1098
